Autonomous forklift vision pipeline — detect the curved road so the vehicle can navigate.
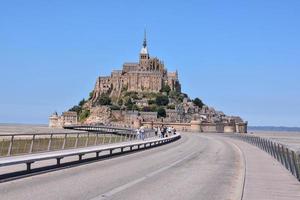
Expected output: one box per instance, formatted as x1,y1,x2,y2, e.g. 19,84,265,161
0,133,244,200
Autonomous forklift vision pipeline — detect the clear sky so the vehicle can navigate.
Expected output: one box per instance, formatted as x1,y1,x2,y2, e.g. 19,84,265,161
0,0,299,126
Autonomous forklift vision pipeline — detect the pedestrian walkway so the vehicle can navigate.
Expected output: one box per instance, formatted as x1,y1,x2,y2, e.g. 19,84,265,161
229,138,300,200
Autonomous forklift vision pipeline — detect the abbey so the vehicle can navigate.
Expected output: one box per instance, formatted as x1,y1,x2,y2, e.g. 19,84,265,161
91,32,181,102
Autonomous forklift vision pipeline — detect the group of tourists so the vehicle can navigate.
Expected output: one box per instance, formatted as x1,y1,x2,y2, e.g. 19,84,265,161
155,126,177,138
135,126,145,140
135,125,177,140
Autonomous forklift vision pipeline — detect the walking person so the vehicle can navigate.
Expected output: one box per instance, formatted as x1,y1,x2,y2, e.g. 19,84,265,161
161,126,165,138
155,126,158,137
140,126,145,140
136,128,140,140
167,127,171,136
158,127,162,138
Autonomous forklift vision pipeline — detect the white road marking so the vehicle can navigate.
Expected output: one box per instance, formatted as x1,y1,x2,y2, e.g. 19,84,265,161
89,151,198,200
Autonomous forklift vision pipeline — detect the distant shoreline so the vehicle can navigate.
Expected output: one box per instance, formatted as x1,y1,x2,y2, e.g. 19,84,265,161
0,123,48,127
249,126,300,132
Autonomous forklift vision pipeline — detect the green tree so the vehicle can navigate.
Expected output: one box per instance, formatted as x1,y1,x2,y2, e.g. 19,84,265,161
118,99,123,106
88,91,94,100
79,98,86,107
148,99,156,105
157,107,166,118
125,98,134,110
125,91,139,99
193,98,204,108
156,95,169,106
69,105,82,115
97,94,111,105
160,84,171,94
132,104,139,111
79,109,90,122
110,105,121,110
169,91,180,98
167,104,176,110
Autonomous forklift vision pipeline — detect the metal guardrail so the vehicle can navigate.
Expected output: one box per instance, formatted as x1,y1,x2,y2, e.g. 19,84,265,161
233,134,300,181
0,134,181,173
63,125,136,135
0,131,151,157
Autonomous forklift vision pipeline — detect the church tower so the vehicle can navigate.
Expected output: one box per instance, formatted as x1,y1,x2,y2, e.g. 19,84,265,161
139,30,150,68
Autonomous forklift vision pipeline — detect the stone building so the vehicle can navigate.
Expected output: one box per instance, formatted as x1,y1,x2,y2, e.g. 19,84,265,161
49,111,78,128
92,32,181,102
125,111,157,123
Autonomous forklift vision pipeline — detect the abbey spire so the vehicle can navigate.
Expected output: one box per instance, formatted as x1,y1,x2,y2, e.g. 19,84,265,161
143,29,147,48
140,30,149,55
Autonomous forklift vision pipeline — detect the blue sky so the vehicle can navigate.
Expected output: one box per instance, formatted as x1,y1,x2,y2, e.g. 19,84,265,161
0,0,299,126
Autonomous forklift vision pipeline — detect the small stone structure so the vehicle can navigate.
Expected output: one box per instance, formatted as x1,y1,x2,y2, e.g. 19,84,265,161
49,111,78,128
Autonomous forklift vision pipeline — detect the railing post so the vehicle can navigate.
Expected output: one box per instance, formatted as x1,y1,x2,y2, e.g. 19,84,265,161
257,137,261,148
26,162,33,171
7,135,15,156
266,140,272,156
296,153,300,181
260,138,264,149
57,157,62,165
85,133,90,147
79,154,84,161
263,138,267,152
102,134,106,144
7,135,14,156
277,144,285,165
273,142,278,159
96,151,101,158
75,133,79,148
268,140,273,156
286,148,294,174
291,151,299,179
48,134,53,151
109,134,112,144
29,135,36,153
62,134,67,150
272,141,279,161
281,145,289,170
94,134,98,146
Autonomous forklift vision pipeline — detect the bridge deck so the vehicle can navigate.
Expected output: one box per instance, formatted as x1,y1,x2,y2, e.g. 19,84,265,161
229,137,300,200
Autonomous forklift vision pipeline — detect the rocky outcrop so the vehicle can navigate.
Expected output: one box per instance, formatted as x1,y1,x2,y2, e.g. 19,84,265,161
84,106,112,124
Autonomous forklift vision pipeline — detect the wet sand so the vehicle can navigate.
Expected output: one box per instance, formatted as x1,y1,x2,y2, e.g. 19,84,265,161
0,124,80,135
249,130,300,152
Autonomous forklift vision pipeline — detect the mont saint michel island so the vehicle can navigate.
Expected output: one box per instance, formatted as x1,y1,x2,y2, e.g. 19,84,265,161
1,1,300,199
49,33,248,133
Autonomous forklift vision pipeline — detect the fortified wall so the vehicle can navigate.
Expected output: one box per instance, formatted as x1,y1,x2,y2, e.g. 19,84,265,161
141,120,247,133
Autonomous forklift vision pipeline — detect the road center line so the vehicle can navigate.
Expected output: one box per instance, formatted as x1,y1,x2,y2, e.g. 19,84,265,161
89,151,198,200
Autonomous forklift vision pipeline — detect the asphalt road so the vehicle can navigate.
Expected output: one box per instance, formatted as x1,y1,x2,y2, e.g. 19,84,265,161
0,133,244,200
